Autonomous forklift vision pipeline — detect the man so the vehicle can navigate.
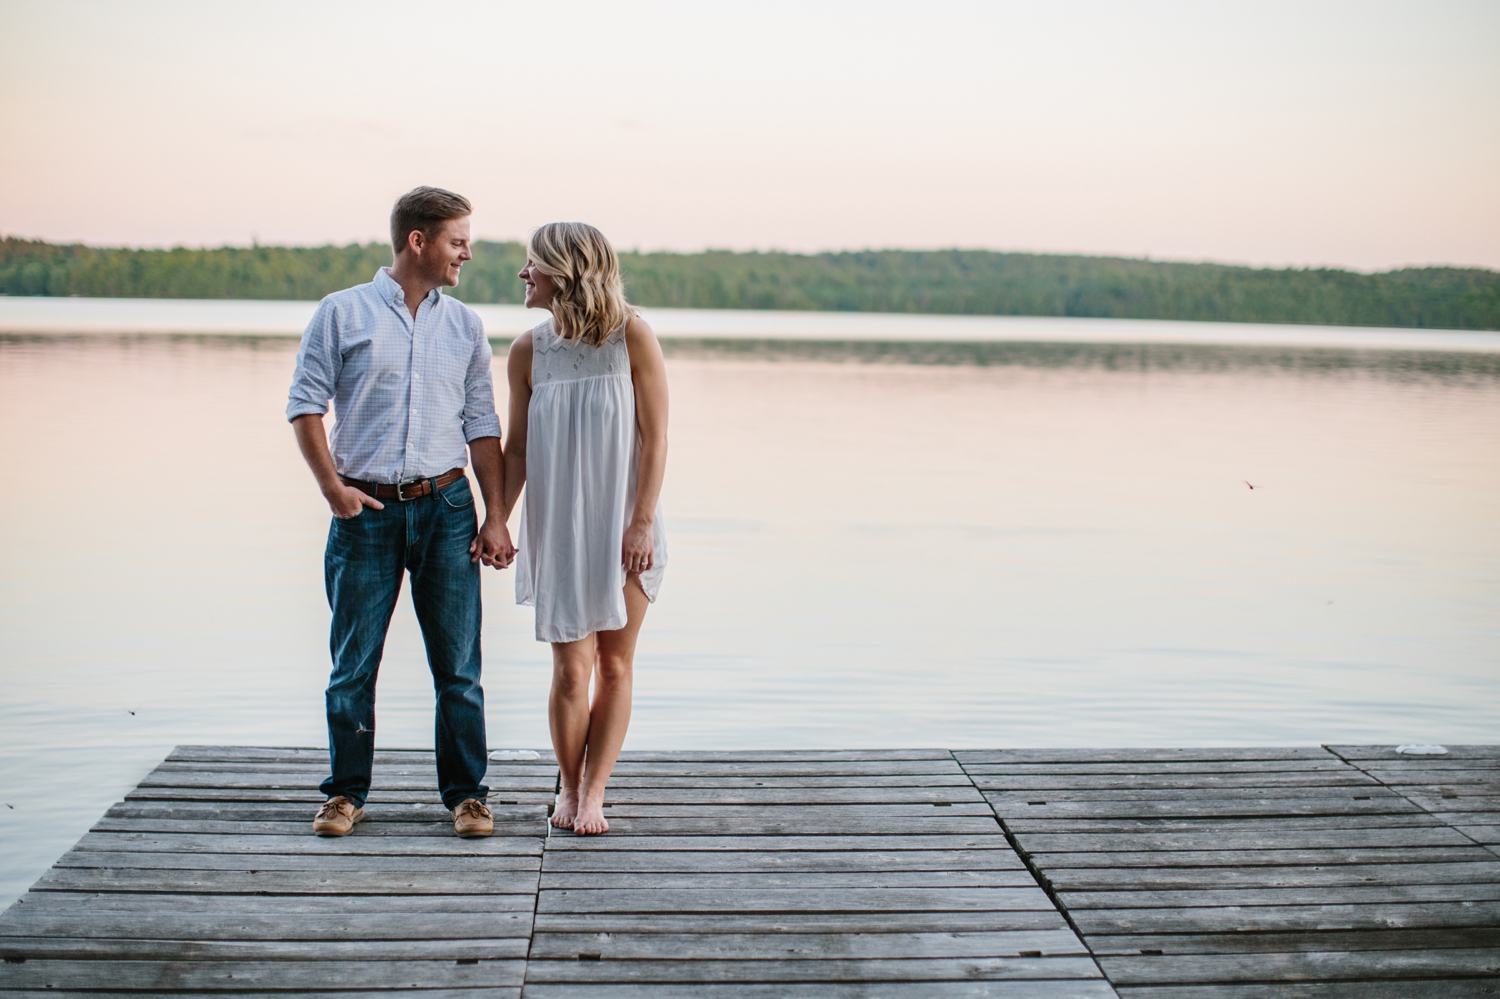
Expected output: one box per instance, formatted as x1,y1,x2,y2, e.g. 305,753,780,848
287,186,515,839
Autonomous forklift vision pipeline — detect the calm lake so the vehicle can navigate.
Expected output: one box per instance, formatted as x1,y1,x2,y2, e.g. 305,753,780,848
2,300,1498,905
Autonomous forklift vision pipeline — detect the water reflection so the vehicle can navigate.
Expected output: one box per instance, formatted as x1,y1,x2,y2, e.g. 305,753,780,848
1,331,1497,906
10,331,1500,382
656,335,1500,381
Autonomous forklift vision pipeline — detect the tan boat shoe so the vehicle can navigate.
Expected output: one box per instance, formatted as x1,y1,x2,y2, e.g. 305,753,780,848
453,798,493,838
312,796,364,837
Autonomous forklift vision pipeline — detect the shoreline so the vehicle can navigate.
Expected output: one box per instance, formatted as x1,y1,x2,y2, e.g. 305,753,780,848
4,296,1500,353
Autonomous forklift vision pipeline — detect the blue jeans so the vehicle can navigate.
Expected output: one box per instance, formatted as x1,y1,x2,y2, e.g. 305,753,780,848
320,476,488,810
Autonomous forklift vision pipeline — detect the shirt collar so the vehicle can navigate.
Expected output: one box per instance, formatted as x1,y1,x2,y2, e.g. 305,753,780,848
374,267,442,309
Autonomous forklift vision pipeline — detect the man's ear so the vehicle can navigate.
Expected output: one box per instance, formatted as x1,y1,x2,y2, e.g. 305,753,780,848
405,229,426,257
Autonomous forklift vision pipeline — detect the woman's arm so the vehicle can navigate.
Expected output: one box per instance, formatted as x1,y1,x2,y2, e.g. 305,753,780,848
501,332,534,522
623,314,669,574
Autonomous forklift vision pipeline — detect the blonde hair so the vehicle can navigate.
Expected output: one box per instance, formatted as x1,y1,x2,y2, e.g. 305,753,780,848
527,222,634,347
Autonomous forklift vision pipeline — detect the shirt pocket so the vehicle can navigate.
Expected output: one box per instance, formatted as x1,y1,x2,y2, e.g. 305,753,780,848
339,327,376,360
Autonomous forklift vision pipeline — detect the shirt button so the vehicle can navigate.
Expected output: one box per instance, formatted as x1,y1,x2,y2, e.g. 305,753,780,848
407,443,414,450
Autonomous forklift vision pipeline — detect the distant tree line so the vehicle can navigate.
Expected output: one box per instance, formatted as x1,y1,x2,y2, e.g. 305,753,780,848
3,236,1496,330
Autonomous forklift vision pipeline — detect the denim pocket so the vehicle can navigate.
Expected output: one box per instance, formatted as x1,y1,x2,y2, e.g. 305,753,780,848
438,476,474,510
326,510,365,560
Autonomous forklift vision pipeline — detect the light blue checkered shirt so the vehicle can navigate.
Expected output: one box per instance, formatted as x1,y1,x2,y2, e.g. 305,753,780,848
286,268,501,483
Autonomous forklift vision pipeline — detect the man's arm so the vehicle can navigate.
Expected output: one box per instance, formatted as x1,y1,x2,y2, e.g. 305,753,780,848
288,299,382,519
460,314,513,569
292,414,384,519
467,436,514,569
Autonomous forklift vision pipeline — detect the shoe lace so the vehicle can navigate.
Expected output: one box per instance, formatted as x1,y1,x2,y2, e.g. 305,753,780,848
457,799,491,819
316,798,348,820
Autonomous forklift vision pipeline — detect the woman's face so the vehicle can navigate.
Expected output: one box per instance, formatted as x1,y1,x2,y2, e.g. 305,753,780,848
519,260,558,310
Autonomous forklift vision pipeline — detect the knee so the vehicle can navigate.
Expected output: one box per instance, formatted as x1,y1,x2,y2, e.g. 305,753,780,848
325,679,373,719
552,660,591,699
433,666,481,702
595,654,633,687
327,657,378,695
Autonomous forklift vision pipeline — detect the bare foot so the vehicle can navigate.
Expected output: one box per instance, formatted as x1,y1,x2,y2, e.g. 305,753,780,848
551,787,579,830
572,794,609,835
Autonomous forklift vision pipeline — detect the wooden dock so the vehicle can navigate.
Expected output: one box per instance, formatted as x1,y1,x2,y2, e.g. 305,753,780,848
1,745,1496,997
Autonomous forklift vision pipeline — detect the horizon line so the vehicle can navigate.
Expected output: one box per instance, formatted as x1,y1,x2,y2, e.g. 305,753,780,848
2,233,1495,277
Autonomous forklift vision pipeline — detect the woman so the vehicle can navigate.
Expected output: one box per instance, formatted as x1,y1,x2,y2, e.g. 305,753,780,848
502,222,668,835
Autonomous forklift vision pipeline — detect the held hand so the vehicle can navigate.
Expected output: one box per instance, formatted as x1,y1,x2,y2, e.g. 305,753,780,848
327,483,383,519
471,516,516,569
622,521,654,575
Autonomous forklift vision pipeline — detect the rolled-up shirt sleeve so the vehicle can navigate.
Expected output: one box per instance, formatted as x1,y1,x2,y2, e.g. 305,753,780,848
286,298,341,421
460,314,502,442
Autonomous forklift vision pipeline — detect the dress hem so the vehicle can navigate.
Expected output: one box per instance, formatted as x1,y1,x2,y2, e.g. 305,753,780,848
534,614,628,644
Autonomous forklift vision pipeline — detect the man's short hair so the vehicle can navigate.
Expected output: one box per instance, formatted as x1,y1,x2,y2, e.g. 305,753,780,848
390,186,472,254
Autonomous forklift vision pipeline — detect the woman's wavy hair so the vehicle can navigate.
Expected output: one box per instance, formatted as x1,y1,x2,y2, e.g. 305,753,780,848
528,222,635,347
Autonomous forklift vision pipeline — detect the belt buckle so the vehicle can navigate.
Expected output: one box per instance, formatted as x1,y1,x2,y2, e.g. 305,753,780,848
395,477,427,502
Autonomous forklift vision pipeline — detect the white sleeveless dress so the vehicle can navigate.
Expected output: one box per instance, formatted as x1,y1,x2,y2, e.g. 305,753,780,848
515,318,667,643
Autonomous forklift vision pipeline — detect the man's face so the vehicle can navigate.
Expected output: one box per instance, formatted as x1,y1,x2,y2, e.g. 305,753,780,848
419,216,472,287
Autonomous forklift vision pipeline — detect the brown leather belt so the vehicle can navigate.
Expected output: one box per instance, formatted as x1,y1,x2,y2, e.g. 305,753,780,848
341,468,466,502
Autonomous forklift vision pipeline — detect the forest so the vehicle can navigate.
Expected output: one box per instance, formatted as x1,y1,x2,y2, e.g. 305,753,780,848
3,237,1496,330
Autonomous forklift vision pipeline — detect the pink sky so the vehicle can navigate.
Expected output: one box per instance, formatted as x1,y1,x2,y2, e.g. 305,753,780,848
1,0,1496,271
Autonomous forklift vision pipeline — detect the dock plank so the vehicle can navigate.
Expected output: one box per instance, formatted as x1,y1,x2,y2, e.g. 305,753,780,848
32,867,540,895
526,928,1087,959
0,746,551,996
1014,827,1477,850
968,774,1380,791
541,849,1024,873
575,761,969,776
531,912,1073,934
1,746,1107,996
1003,813,1447,833
54,850,541,872
1027,847,1495,866
540,817,1008,836
960,746,1500,996
0,937,531,960
537,886,1053,912
537,870,1037,889
4,892,539,914
963,762,1353,775
0,958,527,990
8,744,1498,995
1071,901,1500,934
523,750,1104,995
0,993,520,999
1112,983,1500,999
1098,948,1500,984
1089,926,1500,954
0,910,535,941
956,749,1333,764
0,994,520,999
1328,745,1500,762
517,986,1118,999
538,833,1009,852
1042,861,1500,890
521,956,1105,983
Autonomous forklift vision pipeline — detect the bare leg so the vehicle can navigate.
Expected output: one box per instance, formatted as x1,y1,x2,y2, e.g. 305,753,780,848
573,576,650,835
548,634,596,829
